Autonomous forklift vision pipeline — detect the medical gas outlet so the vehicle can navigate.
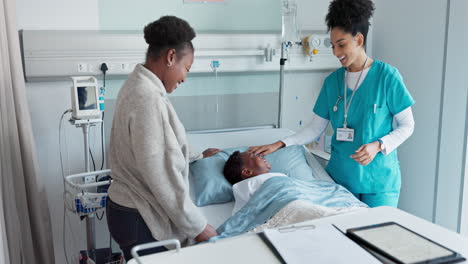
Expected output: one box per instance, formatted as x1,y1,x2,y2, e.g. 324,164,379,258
303,35,321,60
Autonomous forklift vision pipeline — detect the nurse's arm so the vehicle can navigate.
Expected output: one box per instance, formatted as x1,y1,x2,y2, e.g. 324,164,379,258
380,107,415,155
351,141,383,166
352,107,415,164
281,113,329,147
249,113,329,156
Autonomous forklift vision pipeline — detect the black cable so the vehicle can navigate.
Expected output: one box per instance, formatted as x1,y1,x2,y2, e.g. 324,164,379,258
100,63,108,87
99,62,114,261
96,210,105,220
100,63,108,171
89,148,96,172
100,62,115,261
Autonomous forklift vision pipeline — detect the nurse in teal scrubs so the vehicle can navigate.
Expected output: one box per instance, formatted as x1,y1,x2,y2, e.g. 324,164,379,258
249,0,415,207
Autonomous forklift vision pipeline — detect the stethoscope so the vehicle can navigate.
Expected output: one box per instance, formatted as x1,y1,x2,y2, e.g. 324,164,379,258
333,96,342,112
333,56,369,114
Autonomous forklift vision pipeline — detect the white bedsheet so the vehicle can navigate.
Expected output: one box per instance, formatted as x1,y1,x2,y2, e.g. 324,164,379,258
187,128,333,228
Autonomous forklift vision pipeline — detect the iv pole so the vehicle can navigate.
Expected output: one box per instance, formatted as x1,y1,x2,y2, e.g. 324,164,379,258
70,117,102,260
83,124,95,252
277,0,301,129
83,123,95,254
277,41,290,128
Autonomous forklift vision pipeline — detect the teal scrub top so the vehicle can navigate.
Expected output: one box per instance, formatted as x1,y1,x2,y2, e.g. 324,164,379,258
314,60,415,193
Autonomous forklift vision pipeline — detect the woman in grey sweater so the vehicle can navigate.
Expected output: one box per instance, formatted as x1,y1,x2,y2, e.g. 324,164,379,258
106,16,220,261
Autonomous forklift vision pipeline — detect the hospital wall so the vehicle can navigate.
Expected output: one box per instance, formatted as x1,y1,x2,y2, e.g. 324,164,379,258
15,0,334,263
16,1,468,263
372,0,468,235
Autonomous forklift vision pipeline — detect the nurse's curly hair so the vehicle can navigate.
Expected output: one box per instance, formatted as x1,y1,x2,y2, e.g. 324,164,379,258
223,151,244,185
325,0,375,46
144,16,195,61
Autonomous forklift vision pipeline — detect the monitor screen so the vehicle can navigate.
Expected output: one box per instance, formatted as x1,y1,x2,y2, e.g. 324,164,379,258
77,86,98,110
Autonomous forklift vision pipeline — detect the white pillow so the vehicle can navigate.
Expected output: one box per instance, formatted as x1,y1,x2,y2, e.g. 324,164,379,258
232,173,287,215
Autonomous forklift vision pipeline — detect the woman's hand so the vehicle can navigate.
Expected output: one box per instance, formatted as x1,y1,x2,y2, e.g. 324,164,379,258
350,141,382,166
248,141,285,156
194,224,218,243
202,148,221,158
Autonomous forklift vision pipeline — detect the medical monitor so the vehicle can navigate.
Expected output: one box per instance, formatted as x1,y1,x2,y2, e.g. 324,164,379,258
71,76,101,120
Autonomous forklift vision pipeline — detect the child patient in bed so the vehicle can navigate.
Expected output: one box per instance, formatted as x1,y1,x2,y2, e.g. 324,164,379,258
223,151,287,214
219,151,367,235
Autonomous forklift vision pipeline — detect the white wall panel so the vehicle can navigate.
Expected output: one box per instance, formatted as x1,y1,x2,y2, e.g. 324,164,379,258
373,0,448,221
439,0,468,236
435,0,468,232
16,0,99,30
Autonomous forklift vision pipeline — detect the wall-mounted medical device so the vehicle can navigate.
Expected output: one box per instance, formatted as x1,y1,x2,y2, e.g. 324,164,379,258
20,30,340,81
70,76,101,120
303,35,332,60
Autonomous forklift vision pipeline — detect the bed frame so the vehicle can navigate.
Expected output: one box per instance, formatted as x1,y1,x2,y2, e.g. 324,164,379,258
187,127,333,228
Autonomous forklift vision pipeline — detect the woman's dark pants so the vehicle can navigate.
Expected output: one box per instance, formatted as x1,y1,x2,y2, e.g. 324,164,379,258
106,197,167,262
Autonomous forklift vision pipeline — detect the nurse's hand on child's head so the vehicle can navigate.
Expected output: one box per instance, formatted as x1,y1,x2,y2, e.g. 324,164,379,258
202,148,221,158
249,141,285,156
350,141,382,166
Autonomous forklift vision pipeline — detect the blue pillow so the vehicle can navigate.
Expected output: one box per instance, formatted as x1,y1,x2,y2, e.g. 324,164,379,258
190,145,315,206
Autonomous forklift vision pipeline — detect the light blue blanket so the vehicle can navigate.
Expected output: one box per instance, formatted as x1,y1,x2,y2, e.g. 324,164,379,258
213,177,366,240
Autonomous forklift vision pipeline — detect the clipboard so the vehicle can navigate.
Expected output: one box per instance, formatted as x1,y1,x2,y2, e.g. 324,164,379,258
259,224,382,264
258,224,319,264
346,222,466,264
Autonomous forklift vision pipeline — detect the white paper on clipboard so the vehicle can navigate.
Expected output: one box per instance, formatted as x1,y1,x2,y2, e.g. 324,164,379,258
263,224,381,264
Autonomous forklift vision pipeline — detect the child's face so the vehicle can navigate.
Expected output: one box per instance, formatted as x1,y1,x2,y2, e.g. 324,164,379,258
240,152,271,179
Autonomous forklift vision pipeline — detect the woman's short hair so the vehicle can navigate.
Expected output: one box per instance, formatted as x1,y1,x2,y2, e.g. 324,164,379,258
223,151,244,185
325,0,375,46
143,16,196,61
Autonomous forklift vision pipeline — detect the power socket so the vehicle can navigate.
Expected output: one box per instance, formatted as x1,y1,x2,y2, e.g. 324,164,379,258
84,176,96,184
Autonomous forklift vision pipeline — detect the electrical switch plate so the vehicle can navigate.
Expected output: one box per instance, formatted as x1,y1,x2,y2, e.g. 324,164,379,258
77,63,88,73
120,63,129,71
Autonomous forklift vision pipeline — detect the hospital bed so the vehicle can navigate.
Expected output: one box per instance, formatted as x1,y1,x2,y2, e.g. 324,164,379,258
128,206,468,264
186,127,335,228
128,128,468,264
127,127,365,263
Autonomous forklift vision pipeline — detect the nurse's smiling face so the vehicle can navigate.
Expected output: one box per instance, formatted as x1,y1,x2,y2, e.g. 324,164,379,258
330,27,365,72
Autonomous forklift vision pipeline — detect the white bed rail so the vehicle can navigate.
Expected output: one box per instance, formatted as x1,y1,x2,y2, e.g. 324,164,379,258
187,125,275,134
131,239,181,264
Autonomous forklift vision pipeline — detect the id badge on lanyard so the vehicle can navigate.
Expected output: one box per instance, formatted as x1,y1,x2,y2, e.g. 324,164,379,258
336,127,354,142
336,57,367,142
337,76,357,143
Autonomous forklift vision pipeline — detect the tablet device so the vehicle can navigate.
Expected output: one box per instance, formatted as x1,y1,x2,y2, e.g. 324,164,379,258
346,222,465,264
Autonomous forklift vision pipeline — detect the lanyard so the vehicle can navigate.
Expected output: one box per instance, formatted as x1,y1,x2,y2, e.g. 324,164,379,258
343,56,368,128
